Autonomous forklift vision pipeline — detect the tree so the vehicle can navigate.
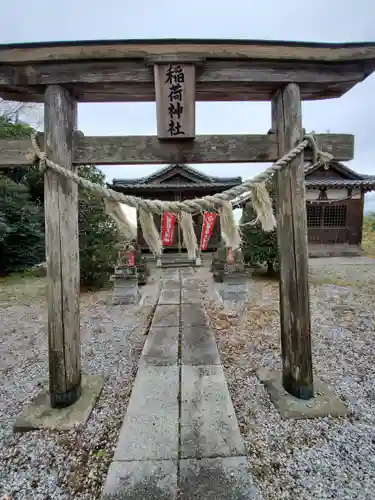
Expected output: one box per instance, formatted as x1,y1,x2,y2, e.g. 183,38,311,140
362,212,375,257
240,183,278,274
0,113,45,275
0,214,9,242
0,98,43,129
0,174,45,275
0,103,120,286
78,166,120,289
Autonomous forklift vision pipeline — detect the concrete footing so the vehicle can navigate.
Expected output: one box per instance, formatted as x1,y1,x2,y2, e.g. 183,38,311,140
13,375,103,432
257,368,349,419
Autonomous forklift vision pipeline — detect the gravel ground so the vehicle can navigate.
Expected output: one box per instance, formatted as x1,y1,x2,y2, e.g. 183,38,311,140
205,257,375,500
2,258,375,500
0,275,160,500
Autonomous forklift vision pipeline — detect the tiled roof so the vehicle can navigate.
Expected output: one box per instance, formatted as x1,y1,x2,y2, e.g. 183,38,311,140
111,182,240,190
306,178,375,190
112,163,242,187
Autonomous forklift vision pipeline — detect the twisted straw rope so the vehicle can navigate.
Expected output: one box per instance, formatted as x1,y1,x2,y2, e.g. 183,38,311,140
29,132,333,214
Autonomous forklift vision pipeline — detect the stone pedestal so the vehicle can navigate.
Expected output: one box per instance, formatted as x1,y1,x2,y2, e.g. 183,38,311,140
211,245,245,283
134,246,149,286
112,275,140,305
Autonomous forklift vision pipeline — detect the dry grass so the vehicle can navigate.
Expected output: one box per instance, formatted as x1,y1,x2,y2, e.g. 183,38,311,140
0,275,47,306
362,238,375,257
206,281,280,369
362,215,375,257
310,277,357,287
0,274,110,309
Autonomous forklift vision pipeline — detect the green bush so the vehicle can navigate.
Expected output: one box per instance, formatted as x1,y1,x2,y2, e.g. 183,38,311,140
78,166,120,289
0,174,45,275
363,212,375,257
0,116,122,287
0,115,33,139
240,185,278,274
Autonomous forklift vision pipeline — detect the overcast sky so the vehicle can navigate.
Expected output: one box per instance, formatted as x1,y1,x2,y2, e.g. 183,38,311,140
1,0,375,211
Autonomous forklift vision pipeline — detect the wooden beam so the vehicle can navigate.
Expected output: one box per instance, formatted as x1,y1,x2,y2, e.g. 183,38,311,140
0,59,368,103
0,60,365,87
1,83,357,103
44,85,81,408
0,133,354,167
272,83,313,400
1,39,375,64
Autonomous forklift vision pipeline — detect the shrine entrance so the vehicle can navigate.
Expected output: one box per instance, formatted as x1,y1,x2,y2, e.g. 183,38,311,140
111,163,239,254
0,38,371,420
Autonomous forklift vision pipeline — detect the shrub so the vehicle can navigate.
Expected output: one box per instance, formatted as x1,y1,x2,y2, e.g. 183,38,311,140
240,184,278,274
78,166,120,289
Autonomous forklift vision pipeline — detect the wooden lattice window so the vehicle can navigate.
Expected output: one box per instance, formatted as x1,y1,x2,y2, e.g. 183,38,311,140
323,205,347,227
307,205,322,227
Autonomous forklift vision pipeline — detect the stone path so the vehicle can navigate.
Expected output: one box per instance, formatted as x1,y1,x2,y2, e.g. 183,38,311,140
102,267,263,499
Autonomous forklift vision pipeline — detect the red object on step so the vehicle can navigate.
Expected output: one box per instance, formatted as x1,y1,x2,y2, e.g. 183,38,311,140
161,212,177,246
200,212,217,251
127,251,135,267
227,248,234,263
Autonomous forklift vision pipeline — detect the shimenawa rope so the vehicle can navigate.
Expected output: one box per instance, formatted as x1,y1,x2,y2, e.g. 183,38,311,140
27,132,333,256
28,132,332,215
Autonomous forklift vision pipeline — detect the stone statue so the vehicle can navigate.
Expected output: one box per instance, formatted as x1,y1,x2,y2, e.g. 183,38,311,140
211,242,244,282
114,239,149,285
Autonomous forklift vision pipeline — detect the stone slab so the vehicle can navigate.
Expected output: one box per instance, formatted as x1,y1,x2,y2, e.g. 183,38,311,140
181,277,198,288
112,280,140,305
179,457,263,500
114,365,179,460
162,279,181,290
102,460,178,500
164,269,180,279
151,305,180,328
180,268,195,276
180,365,245,459
140,326,179,366
257,368,349,419
181,304,207,327
112,293,140,306
181,287,202,304
13,375,103,432
220,287,247,301
159,289,180,305
181,325,221,365
138,283,161,307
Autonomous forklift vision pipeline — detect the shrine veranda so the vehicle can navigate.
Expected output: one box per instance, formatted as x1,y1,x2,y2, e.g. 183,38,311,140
0,38,374,420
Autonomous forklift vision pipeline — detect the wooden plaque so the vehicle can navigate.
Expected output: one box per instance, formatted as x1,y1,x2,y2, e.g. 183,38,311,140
154,63,196,140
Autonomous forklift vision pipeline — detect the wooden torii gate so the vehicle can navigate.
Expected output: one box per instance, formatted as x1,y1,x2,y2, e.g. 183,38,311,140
0,39,374,422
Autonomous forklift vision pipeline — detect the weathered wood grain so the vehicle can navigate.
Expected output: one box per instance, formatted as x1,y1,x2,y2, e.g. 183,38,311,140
0,60,365,87
1,39,375,64
0,57,367,102
44,85,81,408
0,133,354,167
272,83,314,400
0,82,359,103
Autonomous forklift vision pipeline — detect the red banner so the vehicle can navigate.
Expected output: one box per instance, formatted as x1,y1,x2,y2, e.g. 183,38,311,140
200,212,217,251
161,212,177,246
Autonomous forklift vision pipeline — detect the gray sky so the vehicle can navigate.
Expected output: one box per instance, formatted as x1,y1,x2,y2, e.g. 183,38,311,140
1,0,375,211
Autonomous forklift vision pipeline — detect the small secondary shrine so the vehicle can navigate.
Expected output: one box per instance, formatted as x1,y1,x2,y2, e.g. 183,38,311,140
305,160,375,256
110,164,242,252
237,159,375,256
